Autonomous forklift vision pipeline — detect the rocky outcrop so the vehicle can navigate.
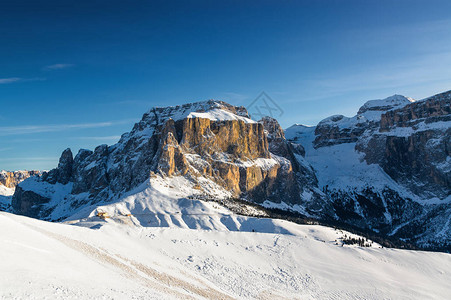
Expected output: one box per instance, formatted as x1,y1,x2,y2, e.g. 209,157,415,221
13,100,305,219
153,114,296,204
313,95,414,148
261,117,330,215
41,148,74,185
313,115,369,148
260,116,292,158
0,170,41,189
327,187,423,234
287,91,451,250
11,186,50,218
359,90,451,199
358,94,414,115
380,91,451,131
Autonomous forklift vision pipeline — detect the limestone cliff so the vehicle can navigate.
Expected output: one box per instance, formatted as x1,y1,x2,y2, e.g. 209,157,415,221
0,170,41,189
13,100,322,220
286,91,451,250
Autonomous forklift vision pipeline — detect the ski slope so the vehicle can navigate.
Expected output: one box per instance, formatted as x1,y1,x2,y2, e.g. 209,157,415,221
1,211,450,299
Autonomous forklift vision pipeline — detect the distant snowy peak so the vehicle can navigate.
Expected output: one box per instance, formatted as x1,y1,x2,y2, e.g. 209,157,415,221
308,94,417,148
358,94,415,115
290,123,315,128
315,95,415,129
316,114,357,127
285,124,315,131
284,124,316,142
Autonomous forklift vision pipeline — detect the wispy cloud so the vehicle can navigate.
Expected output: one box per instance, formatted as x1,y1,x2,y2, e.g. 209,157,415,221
0,77,22,84
9,138,50,143
0,77,46,85
0,119,135,136
43,63,74,71
9,136,122,143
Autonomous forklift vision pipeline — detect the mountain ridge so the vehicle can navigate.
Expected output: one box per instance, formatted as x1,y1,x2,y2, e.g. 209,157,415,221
286,90,450,250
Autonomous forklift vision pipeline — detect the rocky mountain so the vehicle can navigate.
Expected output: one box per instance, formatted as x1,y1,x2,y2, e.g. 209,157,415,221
286,91,450,250
12,101,329,222
11,91,450,251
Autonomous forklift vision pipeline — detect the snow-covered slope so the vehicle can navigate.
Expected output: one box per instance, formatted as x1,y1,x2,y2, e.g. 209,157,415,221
0,185,14,211
286,128,407,196
1,211,450,299
0,185,14,197
357,94,415,121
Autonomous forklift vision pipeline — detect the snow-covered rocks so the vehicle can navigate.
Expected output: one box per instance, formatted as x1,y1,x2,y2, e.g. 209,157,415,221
287,90,451,250
361,90,451,199
357,94,414,117
12,100,309,221
312,95,415,148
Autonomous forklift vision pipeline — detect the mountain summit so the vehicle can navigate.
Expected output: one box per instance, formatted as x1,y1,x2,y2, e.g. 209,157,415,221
11,100,328,222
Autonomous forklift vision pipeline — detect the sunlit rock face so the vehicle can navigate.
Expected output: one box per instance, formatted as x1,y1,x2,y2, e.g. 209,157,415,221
0,170,41,189
13,100,318,220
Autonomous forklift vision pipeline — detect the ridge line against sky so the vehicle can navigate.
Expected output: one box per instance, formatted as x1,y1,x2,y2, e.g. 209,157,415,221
1,0,451,170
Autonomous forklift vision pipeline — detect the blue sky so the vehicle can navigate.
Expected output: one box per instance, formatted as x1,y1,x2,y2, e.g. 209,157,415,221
1,0,451,170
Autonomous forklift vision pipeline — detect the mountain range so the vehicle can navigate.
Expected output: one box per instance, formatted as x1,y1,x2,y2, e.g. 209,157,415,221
4,90,450,251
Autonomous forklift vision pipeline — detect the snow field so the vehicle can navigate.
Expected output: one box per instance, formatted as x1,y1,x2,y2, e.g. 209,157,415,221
1,211,450,299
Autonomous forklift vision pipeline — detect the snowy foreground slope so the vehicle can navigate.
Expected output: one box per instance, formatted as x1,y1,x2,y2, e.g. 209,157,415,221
1,211,450,300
